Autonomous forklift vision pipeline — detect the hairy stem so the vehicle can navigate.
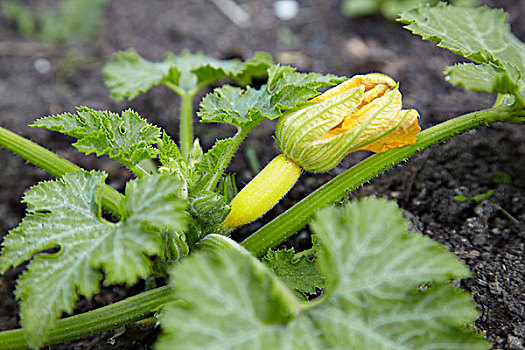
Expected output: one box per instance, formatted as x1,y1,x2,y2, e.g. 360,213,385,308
0,286,177,350
241,105,525,256
162,82,197,161
0,126,123,217
204,124,257,191
179,92,194,160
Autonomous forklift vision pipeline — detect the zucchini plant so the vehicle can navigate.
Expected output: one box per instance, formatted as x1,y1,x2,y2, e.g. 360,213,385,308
0,3,523,349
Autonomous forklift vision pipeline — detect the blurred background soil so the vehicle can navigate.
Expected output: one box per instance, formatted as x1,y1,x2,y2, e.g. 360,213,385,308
0,0,524,348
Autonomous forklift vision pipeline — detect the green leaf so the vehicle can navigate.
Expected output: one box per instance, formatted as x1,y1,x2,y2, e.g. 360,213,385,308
0,171,187,348
189,51,273,89
157,246,301,350
263,248,324,298
49,0,107,42
103,49,173,101
199,85,277,127
304,282,487,348
158,131,181,167
398,4,525,104
103,49,273,100
232,52,275,85
308,197,487,348
198,65,346,128
341,0,480,19
31,107,161,169
195,137,236,174
446,62,522,97
341,0,380,18
268,65,346,91
218,173,238,203
268,64,347,109
157,197,488,349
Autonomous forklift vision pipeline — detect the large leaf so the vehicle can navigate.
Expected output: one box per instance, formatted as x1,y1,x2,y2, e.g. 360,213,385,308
103,49,272,100
102,49,173,101
263,248,324,298
399,4,525,104
198,65,346,129
157,244,301,350
31,107,161,168
308,197,487,348
0,171,187,348
157,198,488,349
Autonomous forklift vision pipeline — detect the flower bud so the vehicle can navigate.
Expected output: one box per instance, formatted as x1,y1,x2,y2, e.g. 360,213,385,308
275,73,420,172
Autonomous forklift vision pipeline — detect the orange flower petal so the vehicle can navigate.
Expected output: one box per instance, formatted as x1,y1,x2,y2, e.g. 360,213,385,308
358,109,421,153
312,73,396,102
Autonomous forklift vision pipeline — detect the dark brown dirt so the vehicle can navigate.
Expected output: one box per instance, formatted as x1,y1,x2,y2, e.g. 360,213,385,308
0,0,524,349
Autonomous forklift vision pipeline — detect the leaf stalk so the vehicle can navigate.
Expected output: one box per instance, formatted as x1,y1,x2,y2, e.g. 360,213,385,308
179,91,195,161
0,286,177,350
0,126,123,217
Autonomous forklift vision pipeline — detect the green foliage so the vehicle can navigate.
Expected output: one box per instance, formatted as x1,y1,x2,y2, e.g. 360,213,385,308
103,49,273,100
341,0,478,19
157,243,301,350
0,171,187,348
198,65,346,129
199,85,277,127
399,3,525,106
492,171,512,185
2,1,35,37
2,0,107,42
158,134,232,241
454,190,494,203
263,248,324,299
194,138,237,176
32,107,161,170
158,198,488,349
267,64,347,109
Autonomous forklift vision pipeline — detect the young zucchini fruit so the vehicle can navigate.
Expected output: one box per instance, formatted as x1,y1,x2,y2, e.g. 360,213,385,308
224,73,421,228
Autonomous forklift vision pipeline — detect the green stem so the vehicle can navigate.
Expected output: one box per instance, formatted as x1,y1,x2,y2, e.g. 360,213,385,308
204,125,256,191
179,92,195,161
162,81,198,161
0,126,123,217
241,105,525,256
127,162,151,177
0,286,177,350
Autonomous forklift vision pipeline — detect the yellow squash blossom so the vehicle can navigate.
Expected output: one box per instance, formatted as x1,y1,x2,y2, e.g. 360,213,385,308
224,73,421,228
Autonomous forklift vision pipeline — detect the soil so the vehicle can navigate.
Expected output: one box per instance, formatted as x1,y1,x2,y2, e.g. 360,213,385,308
0,0,524,349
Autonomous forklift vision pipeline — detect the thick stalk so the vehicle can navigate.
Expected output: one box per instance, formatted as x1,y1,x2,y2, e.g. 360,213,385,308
0,126,123,217
162,81,196,161
179,92,194,160
0,286,177,350
241,105,525,256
